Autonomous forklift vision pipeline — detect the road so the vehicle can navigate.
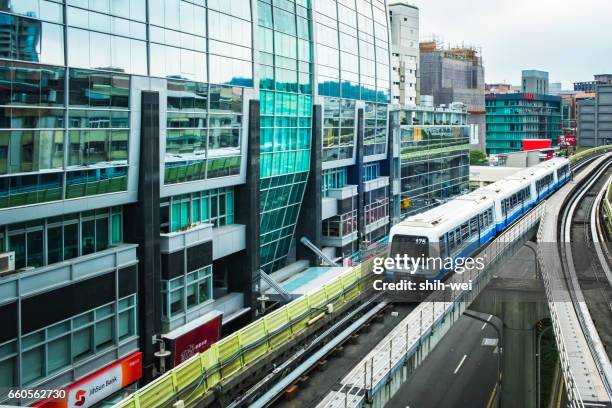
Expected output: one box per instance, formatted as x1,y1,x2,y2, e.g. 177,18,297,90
386,245,538,408
386,314,499,408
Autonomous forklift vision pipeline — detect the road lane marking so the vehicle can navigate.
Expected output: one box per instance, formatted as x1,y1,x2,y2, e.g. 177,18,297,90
453,354,467,374
481,315,492,330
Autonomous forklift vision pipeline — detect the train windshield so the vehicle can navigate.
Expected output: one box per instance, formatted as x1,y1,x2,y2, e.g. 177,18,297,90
388,235,438,276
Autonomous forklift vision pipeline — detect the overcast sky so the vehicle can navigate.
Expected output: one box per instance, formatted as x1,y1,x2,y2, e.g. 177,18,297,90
413,0,612,89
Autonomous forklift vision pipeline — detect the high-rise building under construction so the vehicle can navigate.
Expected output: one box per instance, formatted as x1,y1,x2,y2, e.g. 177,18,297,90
419,41,486,150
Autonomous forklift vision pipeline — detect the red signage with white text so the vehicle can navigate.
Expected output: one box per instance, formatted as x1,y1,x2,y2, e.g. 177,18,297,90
167,315,222,366
559,135,577,146
35,352,142,408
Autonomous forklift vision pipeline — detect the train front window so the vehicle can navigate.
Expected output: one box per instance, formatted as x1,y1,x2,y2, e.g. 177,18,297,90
388,234,440,276
389,235,430,260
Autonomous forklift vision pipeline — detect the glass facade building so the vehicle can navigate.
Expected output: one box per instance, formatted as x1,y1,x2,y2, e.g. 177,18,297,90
485,93,562,154
0,0,255,400
0,0,472,404
390,106,470,220
315,0,392,261
257,0,313,273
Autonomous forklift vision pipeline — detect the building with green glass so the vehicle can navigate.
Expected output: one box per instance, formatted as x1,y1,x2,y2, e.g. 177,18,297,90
485,93,562,154
0,0,396,403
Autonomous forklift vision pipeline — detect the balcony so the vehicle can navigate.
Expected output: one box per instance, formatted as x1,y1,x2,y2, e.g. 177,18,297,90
160,223,213,254
327,184,358,200
322,197,338,220
212,224,246,260
364,176,390,192
0,244,138,300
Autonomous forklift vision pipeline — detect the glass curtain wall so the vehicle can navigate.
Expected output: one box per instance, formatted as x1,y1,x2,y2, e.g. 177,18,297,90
258,0,313,273
314,0,390,163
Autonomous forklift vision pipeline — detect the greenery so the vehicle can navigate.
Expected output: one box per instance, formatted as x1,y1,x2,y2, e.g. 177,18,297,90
469,149,488,166
540,323,559,408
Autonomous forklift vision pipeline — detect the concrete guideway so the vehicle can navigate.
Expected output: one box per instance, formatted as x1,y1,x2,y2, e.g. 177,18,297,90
316,202,545,408
537,153,612,406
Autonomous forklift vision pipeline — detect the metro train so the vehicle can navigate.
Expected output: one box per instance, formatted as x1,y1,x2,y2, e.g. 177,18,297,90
387,157,571,282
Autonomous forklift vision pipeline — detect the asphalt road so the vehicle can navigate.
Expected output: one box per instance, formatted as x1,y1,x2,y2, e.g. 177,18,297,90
385,314,499,408
386,245,539,408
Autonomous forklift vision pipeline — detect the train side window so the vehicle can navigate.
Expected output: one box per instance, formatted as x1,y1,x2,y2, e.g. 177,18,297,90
488,209,493,224
449,232,455,250
461,222,470,240
470,217,478,235
455,227,462,245
439,235,446,257
479,213,484,228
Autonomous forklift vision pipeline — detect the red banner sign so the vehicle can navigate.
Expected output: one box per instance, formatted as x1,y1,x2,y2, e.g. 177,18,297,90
167,314,222,366
36,352,142,408
559,135,577,146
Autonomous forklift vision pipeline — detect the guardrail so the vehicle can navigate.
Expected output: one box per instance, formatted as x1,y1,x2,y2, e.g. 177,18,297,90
603,175,612,234
318,204,546,408
114,258,379,408
537,204,586,408
570,145,612,166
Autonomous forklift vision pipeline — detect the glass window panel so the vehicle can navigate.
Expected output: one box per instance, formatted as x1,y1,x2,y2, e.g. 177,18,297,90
68,28,90,69
94,318,113,349
47,335,70,373
118,310,134,340
95,217,108,251
72,327,92,360
170,289,183,316
82,218,95,255
22,347,43,384
26,229,43,267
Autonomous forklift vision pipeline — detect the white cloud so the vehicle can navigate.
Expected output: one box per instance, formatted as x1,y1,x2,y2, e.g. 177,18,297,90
413,0,612,88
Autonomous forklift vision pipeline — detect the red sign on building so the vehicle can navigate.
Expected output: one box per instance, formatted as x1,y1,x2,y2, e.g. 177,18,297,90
559,135,577,146
36,352,143,408
522,139,552,151
164,312,223,366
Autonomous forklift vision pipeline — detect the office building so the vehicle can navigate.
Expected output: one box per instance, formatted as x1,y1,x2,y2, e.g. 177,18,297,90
419,41,486,150
0,0,393,404
558,91,594,136
388,2,419,107
574,74,612,93
389,104,470,220
315,0,392,261
521,70,549,94
577,84,612,147
485,93,562,154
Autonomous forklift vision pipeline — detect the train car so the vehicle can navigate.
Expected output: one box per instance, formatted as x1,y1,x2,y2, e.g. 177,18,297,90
387,156,571,293
388,190,496,282
477,177,532,232
550,157,571,186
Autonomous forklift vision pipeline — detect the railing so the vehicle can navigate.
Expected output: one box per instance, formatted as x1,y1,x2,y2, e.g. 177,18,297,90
570,145,612,166
536,204,586,408
113,258,380,408
319,204,546,408
604,175,612,234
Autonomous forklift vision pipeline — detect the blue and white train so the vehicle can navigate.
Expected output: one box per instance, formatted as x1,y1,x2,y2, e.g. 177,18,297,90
387,157,571,282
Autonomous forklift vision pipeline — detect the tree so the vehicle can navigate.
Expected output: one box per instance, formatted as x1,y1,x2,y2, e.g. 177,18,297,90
470,149,488,166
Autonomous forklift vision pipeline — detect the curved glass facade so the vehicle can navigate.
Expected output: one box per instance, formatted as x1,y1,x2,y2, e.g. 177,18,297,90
315,0,391,162
258,0,313,273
